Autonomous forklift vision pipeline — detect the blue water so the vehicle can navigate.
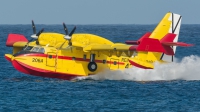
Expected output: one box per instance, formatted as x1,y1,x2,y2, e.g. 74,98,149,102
0,24,200,111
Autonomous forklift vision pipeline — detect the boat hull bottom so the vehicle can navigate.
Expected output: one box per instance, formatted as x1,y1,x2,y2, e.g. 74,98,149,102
12,59,80,80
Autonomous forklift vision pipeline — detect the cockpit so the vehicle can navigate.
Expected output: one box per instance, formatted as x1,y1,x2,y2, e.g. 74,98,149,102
14,45,45,56
23,46,45,53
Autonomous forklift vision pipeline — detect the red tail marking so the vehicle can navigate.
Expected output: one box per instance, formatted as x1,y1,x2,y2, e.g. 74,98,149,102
129,33,193,55
6,34,28,47
138,32,151,42
160,33,176,43
162,45,174,55
134,38,165,52
160,33,193,55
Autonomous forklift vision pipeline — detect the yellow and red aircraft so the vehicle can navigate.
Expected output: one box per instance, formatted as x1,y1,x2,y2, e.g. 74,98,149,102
5,12,193,80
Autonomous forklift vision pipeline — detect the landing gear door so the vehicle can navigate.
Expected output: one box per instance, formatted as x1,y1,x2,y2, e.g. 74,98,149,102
110,58,119,70
46,52,56,67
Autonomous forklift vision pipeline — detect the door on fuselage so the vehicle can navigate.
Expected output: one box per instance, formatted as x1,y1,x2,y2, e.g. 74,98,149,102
110,58,119,70
46,52,56,67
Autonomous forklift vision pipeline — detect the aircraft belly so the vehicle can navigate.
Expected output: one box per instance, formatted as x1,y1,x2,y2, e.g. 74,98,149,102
11,55,87,80
12,59,79,80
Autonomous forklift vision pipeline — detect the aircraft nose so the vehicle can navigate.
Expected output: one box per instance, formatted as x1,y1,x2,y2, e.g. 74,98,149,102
5,54,13,62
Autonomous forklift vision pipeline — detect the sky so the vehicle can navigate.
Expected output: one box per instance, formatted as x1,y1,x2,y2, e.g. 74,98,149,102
0,0,200,24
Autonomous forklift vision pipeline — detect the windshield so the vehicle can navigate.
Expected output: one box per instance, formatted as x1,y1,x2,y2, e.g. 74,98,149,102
22,46,45,53
32,47,39,52
38,48,45,53
24,46,33,51
14,46,45,56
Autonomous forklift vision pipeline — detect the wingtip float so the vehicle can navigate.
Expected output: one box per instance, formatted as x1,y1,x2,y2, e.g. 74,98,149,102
5,12,193,80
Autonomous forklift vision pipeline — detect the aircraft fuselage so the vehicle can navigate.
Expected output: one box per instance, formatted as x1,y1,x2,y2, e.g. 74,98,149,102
5,44,132,80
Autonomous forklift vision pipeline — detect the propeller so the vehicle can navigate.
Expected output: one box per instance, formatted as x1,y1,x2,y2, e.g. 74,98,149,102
63,22,76,46
30,20,44,45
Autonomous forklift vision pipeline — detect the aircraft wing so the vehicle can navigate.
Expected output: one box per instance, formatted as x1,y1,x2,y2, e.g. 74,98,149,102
81,43,136,57
83,43,132,52
6,34,28,47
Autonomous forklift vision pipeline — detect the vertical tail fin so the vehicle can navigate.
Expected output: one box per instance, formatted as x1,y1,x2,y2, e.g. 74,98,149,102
149,12,182,62
129,12,188,69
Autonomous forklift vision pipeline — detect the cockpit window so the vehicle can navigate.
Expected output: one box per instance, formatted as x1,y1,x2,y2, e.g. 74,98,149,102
14,46,45,57
24,46,33,51
38,48,45,53
32,47,39,52
22,45,27,50
21,45,45,53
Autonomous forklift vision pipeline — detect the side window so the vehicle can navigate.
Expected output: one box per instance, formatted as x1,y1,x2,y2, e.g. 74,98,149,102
32,47,39,52
113,61,117,65
83,54,86,60
38,48,45,53
25,46,33,51
22,45,27,50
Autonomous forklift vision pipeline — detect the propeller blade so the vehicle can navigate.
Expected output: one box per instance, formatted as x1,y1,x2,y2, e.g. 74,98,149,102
36,28,44,36
63,23,69,35
69,26,76,37
32,20,36,34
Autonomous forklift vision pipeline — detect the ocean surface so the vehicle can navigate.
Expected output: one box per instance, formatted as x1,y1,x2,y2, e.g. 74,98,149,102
0,24,200,111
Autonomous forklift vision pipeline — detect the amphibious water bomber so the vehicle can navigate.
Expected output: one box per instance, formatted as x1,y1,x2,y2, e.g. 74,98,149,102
5,12,193,80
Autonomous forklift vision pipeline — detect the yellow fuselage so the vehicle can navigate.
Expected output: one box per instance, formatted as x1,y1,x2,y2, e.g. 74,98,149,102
6,33,133,80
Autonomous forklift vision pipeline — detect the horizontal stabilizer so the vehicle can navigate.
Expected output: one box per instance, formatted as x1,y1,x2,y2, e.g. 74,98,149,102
130,38,165,52
6,34,28,47
128,32,193,55
162,42,193,47
159,33,193,55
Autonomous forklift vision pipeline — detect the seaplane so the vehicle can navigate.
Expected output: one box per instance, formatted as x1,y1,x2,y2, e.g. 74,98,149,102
4,12,193,80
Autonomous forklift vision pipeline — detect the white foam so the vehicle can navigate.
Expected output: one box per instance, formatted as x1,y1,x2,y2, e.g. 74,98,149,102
77,55,200,81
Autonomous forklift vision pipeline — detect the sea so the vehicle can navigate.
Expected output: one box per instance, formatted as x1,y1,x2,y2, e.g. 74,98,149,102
0,24,200,111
